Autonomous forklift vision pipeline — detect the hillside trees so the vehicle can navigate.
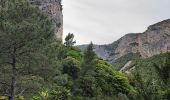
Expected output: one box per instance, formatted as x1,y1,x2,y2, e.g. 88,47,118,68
0,0,137,99
128,52,170,100
129,70,160,100
63,57,81,79
74,59,135,99
154,52,170,85
83,42,96,64
154,52,170,99
65,43,136,99
62,36,135,99
0,0,57,99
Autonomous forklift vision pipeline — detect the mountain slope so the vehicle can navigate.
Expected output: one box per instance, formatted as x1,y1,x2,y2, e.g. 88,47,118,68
93,19,170,62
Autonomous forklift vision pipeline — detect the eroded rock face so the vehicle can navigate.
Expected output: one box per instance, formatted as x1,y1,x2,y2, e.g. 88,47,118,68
29,0,63,41
94,19,170,61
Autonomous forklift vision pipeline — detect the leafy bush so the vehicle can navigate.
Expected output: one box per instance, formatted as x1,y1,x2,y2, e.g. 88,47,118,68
66,49,83,61
63,57,81,79
32,86,71,100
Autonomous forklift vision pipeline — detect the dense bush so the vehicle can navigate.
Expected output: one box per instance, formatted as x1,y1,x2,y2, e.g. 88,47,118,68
32,86,71,100
63,57,81,79
128,53,170,100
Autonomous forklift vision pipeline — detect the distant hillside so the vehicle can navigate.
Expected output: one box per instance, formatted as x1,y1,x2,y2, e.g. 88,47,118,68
111,53,141,70
122,53,169,76
91,19,170,62
111,52,169,72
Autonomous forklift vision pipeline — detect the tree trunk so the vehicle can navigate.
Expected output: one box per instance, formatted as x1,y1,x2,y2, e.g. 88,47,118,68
9,47,17,100
9,74,16,100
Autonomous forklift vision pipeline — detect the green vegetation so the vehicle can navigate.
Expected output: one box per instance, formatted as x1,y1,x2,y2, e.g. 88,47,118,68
64,33,76,47
0,0,135,99
111,53,141,70
83,42,96,63
63,57,81,79
62,42,135,99
0,0,56,99
32,86,71,100
0,0,169,100
127,53,170,100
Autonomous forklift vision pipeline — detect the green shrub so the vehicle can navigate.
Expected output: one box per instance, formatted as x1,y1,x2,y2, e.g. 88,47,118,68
63,57,81,79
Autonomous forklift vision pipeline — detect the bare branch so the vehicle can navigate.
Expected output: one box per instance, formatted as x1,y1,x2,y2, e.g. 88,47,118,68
4,61,13,65
0,81,10,86
17,88,27,96
0,93,10,97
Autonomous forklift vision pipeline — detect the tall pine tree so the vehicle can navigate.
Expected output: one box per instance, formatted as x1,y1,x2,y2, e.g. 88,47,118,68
0,0,55,99
83,42,96,63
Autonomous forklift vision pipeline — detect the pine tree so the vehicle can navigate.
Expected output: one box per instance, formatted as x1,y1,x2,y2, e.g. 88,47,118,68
0,0,55,99
154,53,170,85
83,42,96,63
64,33,76,47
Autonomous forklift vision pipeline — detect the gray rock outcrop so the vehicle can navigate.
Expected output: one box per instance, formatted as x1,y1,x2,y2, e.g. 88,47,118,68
29,0,63,41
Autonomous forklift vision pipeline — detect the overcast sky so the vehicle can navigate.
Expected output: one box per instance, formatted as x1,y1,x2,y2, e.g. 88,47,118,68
62,0,170,45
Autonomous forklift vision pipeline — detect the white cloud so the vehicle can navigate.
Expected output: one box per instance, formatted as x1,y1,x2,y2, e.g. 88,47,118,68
63,0,170,45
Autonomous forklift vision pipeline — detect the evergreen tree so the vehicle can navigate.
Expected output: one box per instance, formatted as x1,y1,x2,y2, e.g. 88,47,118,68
154,52,170,85
0,0,55,99
154,52,170,99
83,42,96,63
64,33,76,47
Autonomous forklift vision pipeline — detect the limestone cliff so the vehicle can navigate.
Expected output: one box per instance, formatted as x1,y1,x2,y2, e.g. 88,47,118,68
29,0,63,41
94,19,170,61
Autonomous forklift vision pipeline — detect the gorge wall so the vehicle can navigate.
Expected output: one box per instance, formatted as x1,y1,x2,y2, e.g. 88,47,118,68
93,19,170,61
29,0,63,41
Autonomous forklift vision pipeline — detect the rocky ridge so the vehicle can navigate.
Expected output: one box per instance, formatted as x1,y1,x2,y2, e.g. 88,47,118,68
93,19,170,61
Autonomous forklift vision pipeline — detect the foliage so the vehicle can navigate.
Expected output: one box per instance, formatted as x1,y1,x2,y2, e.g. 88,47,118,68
32,86,71,100
0,0,150,100
0,96,8,100
0,0,59,99
128,52,170,100
63,57,81,79
83,42,96,63
111,53,141,70
64,33,76,47
65,47,83,61
94,59,135,96
72,58,135,99
154,52,170,85
129,70,161,100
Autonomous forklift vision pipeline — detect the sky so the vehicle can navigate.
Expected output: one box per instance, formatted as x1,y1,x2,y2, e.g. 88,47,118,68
62,0,170,45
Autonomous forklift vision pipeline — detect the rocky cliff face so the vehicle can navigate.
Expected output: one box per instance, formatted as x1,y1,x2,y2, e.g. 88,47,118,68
29,0,63,41
94,19,170,61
